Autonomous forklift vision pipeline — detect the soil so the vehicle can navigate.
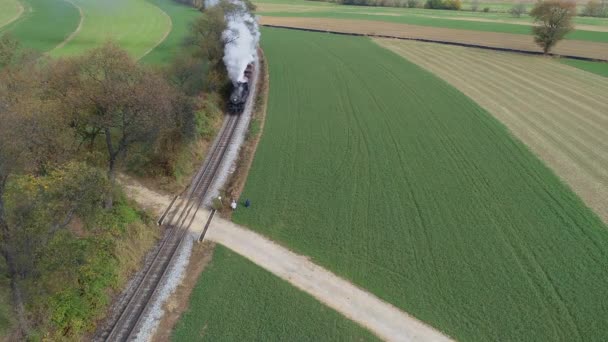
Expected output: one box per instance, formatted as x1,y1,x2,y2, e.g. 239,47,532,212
376,38,608,224
151,241,215,342
259,16,608,60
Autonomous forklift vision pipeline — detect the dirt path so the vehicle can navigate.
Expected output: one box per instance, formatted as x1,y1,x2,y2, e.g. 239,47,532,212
0,0,24,29
50,0,84,52
121,179,453,342
260,16,608,60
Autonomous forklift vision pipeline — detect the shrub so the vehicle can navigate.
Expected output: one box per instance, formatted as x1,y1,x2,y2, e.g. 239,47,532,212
483,6,490,12
407,0,419,7
509,2,527,17
582,0,608,16
424,0,461,10
471,0,479,11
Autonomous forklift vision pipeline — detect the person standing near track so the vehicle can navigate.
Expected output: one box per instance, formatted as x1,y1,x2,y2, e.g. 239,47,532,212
230,199,237,210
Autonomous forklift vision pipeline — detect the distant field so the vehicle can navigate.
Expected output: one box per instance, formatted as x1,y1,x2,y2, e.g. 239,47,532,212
0,0,80,52
256,0,608,42
235,27,608,341
50,0,171,58
0,0,22,28
377,38,608,223
261,17,608,60
561,58,608,77
141,0,200,64
172,245,379,341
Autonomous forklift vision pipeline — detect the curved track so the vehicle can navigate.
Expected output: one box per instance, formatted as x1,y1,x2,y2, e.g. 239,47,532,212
96,114,241,341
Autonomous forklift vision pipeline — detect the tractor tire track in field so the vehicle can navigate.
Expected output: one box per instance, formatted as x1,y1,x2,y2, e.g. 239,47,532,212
50,0,83,52
139,2,172,60
121,180,453,342
376,39,608,224
0,0,24,29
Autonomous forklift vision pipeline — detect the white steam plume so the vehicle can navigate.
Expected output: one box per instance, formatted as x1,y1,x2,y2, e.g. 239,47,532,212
205,0,260,85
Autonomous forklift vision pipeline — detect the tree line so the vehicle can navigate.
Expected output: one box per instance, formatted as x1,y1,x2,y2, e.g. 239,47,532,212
0,0,235,337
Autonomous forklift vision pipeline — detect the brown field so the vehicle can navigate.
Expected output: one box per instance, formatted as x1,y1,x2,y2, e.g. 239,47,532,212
260,17,608,60
375,38,608,223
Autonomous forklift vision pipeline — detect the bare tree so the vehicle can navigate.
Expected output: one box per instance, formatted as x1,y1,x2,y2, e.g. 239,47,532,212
530,0,576,54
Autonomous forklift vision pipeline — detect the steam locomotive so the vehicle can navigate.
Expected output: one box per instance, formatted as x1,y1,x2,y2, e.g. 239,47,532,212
228,64,254,114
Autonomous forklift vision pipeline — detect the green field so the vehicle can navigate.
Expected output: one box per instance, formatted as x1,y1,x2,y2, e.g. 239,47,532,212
561,58,608,77
257,0,608,42
234,27,608,341
141,0,201,64
0,0,21,28
50,0,171,58
172,245,379,341
0,0,80,52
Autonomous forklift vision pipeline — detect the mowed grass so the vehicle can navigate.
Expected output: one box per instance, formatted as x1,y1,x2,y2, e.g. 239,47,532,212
0,0,80,52
256,0,608,42
50,0,171,59
141,0,200,64
172,245,379,341
561,58,608,77
0,0,21,28
234,28,608,341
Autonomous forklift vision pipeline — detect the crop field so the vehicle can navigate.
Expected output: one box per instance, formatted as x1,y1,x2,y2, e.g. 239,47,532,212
261,16,608,59
141,0,201,64
49,0,171,59
376,39,608,223
234,27,608,341
560,59,608,77
0,0,80,52
0,0,22,28
172,245,379,341
256,0,608,42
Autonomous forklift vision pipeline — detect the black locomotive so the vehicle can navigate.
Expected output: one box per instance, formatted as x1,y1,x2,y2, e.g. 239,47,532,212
228,64,254,114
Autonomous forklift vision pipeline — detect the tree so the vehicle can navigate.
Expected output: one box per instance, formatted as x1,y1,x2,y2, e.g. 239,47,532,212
471,0,479,11
509,2,527,17
530,0,576,54
582,0,608,16
48,43,174,207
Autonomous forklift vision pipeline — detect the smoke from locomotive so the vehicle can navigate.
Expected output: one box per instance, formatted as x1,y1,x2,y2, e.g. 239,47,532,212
228,63,253,114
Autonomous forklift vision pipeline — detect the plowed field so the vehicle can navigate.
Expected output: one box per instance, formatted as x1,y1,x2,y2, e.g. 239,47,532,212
377,38,608,224
260,16,608,60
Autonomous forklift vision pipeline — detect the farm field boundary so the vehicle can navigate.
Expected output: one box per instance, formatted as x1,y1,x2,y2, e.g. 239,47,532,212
0,0,24,29
49,0,84,53
234,27,608,341
260,17,608,61
0,0,80,52
376,38,608,224
49,0,171,58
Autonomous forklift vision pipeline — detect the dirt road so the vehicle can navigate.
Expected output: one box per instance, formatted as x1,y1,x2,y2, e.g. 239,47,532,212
260,16,608,60
122,179,452,342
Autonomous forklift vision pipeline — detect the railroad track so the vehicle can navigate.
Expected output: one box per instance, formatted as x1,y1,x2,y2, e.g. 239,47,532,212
96,114,241,342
